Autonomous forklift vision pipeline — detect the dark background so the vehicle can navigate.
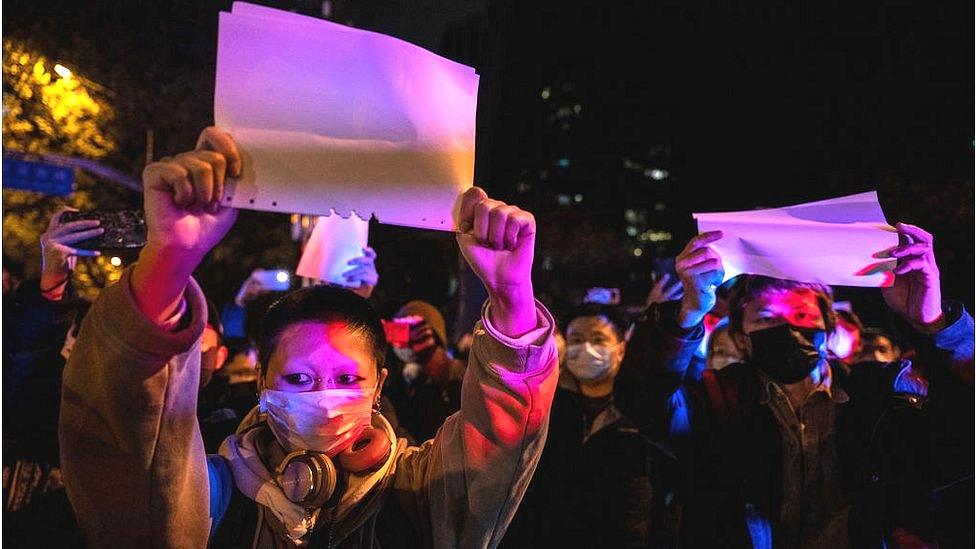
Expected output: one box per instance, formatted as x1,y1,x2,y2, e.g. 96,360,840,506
4,0,973,338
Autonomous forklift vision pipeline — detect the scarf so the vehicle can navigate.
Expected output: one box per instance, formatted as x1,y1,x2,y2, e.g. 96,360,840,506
218,408,400,546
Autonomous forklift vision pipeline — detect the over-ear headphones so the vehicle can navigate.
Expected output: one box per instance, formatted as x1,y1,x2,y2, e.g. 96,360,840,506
270,426,392,508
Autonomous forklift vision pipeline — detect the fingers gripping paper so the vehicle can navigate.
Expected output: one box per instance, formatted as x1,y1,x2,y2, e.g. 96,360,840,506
215,2,478,231
693,191,899,288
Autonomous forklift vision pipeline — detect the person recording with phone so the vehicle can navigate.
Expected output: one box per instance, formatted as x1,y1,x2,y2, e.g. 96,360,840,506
59,127,558,548
3,207,102,545
382,301,466,444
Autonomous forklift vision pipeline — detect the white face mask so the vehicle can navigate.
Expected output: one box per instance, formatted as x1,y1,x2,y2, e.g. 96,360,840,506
565,342,618,382
393,347,416,364
260,387,375,456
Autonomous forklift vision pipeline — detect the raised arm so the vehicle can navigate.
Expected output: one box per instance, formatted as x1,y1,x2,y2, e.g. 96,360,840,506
59,128,242,548
881,223,974,383
391,188,558,548
615,231,724,439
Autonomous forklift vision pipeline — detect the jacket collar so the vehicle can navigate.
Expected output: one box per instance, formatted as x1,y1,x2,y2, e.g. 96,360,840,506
758,360,850,406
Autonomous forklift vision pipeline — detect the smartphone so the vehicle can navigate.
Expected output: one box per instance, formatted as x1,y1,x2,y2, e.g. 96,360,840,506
381,316,422,348
584,287,621,305
59,210,147,250
252,269,292,291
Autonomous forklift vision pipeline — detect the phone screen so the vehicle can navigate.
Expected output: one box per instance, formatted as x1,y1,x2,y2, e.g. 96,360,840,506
59,210,147,250
253,269,291,291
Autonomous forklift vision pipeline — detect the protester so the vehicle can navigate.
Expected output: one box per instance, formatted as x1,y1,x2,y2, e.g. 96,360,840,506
382,300,465,443
3,208,100,546
620,228,974,548
200,250,382,453
855,326,903,364
59,127,558,548
501,302,662,548
705,318,741,371
827,308,864,370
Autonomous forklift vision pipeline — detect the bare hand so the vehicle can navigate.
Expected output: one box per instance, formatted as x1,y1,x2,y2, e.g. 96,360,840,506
343,247,379,299
675,231,725,328
881,223,944,333
455,187,537,337
234,268,281,307
645,272,684,307
40,207,103,278
141,127,242,258
132,127,242,324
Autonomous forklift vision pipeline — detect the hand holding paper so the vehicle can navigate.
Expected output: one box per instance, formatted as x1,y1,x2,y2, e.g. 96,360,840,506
297,213,370,281
675,231,725,328
882,223,945,333
692,192,899,288
343,247,379,299
133,127,242,325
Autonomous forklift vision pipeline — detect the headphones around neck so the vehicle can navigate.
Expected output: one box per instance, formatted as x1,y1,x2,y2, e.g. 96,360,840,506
267,425,392,509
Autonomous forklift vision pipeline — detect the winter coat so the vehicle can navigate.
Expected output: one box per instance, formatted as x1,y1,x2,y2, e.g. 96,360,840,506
620,300,974,548
500,388,670,548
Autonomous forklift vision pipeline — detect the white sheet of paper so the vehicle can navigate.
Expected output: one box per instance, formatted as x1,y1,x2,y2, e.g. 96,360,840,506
296,214,370,286
693,191,899,287
215,2,478,231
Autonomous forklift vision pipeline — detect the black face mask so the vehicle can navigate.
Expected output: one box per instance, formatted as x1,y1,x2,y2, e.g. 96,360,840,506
748,324,827,384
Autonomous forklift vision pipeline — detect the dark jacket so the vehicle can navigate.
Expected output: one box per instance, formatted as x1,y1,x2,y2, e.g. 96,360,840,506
383,351,463,443
198,376,259,454
619,300,974,548
2,278,86,546
501,388,662,548
3,278,81,464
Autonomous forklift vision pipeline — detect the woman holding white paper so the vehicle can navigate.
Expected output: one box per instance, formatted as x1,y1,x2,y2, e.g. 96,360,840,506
58,127,558,548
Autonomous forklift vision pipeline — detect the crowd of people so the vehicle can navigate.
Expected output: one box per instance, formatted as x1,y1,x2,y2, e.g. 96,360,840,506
2,127,973,548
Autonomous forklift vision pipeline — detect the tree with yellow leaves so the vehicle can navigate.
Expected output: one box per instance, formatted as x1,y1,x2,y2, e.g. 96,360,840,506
3,39,135,300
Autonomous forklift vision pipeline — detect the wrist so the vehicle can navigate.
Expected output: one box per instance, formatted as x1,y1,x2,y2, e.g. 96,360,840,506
39,271,70,301
912,311,947,335
131,242,202,325
41,263,70,280
487,283,536,339
40,270,70,286
677,302,707,329
487,282,534,310
141,241,208,267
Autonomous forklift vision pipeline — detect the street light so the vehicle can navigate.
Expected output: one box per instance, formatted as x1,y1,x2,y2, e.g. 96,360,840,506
54,63,72,79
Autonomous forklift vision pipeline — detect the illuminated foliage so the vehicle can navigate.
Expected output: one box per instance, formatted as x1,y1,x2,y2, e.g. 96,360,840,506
3,39,130,299
3,39,116,157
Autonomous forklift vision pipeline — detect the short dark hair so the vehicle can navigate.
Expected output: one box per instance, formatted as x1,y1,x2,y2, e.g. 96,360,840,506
727,275,835,335
245,291,288,345
205,298,224,341
256,285,387,378
861,326,903,350
562,303,631,342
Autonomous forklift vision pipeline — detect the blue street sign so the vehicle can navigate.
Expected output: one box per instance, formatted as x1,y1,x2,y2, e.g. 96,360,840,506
2,156,74,196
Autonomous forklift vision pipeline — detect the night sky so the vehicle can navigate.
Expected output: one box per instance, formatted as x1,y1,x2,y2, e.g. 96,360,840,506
4,0,973,325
